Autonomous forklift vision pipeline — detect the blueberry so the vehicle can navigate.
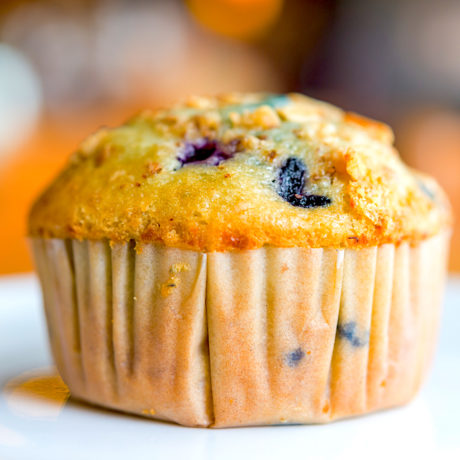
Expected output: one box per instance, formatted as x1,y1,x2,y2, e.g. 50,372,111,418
277,157,331,208
261,94,290,109
178,139,236,166
278,157,307,199
285,347,305,367
222,94,289,116
288,194,332,208
418,180,435,201
337,322,368,348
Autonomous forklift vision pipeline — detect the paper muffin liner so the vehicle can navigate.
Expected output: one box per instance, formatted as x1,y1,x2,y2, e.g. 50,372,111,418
31,232,449,428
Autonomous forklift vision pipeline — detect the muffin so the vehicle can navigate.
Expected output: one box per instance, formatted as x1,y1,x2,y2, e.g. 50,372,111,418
28,93,451,427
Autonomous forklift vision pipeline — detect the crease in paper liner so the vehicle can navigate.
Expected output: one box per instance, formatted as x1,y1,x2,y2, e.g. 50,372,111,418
30,231,449,428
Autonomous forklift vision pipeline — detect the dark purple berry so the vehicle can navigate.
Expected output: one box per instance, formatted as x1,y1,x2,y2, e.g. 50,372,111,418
278,157,307,199
277,157,331,208
288,194,332,208
285,347,305,367
178,139,236,166
337,322,368,348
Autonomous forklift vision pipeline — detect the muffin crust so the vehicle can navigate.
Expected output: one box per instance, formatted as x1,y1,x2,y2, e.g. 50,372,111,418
29,93,451,251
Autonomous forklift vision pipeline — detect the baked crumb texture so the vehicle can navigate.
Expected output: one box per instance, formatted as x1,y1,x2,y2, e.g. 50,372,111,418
31,231,449,427
29,93,451,251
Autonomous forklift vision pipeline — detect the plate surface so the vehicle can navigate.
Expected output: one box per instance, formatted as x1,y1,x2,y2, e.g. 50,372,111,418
1,274,459,460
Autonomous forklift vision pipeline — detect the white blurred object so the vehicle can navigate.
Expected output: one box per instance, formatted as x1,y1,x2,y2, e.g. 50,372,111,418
0,44,42,157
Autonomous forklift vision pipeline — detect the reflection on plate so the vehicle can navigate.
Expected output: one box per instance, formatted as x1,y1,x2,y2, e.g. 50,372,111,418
3,368,69,420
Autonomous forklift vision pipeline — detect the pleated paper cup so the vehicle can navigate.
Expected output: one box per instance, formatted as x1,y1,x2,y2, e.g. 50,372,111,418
31,231,449,428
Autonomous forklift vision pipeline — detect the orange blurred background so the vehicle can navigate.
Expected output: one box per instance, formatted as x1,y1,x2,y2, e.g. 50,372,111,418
1,0,460,274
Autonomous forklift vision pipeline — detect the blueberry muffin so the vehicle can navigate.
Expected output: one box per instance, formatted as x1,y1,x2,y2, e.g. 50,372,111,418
29,93,451,427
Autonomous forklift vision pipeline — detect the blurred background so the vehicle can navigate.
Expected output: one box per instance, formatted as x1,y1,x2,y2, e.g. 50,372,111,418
1,0,460,274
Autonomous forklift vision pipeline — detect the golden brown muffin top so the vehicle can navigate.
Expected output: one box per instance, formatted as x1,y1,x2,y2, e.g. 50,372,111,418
29,93,452,251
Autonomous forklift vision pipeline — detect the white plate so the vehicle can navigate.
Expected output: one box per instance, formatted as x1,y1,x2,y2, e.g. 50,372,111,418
1,274,459,460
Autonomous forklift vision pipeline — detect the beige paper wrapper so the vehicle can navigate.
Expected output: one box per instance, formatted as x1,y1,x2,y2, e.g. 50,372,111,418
31,232,449,427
